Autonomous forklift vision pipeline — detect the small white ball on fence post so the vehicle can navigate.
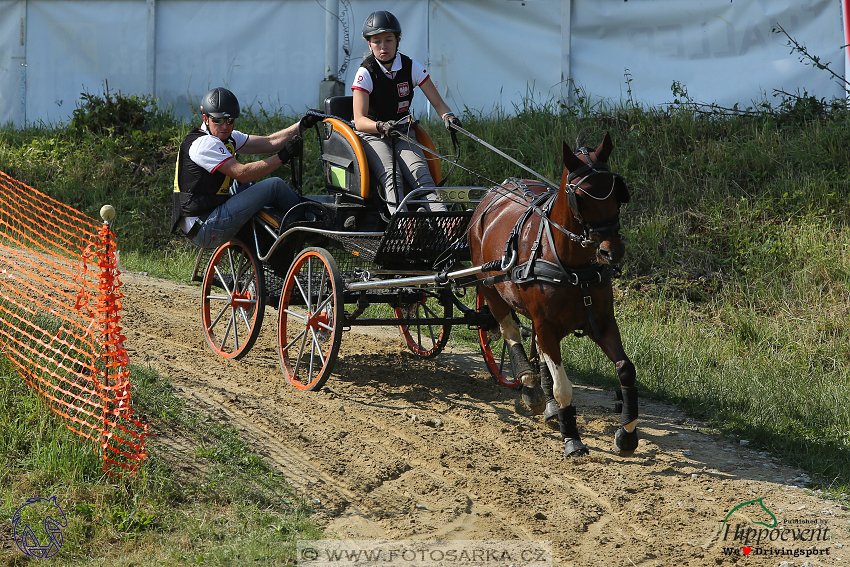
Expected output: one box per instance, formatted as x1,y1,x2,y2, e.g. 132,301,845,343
100,204,116,222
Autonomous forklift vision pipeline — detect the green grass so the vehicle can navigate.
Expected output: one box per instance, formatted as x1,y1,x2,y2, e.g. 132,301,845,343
0,358,322,566
2,87,850,495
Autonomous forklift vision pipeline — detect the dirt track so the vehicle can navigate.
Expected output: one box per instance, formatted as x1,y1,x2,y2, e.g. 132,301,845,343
121,271,848,567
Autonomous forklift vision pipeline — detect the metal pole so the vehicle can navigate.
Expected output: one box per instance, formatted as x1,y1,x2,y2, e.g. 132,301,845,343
844,0,850,98
325,0,339,80
346,266,483,292
561,0,572,106
320,0,344,106
146,0,156,97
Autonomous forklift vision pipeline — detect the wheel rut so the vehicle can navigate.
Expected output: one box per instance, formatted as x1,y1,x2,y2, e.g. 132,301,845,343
121,271,849,566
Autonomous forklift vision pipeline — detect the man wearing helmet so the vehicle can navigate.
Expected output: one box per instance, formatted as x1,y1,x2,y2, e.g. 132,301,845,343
171,87,321,248
351,11,462,214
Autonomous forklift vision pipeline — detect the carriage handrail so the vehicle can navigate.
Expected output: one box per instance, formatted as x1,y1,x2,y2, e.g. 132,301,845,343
396,186,489,208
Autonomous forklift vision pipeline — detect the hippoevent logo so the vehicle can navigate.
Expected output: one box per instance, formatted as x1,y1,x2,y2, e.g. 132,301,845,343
11,496,67,559
719,497,831,559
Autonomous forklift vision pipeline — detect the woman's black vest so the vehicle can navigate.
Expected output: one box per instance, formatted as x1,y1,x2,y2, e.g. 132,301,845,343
170,128,235,234
362,54,415,122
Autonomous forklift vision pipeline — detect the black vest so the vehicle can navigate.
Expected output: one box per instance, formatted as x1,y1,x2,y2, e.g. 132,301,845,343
362,54,415,122
170,128,235,234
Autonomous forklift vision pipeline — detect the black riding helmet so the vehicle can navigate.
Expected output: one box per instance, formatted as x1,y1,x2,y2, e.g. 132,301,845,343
362,10,401,39
200,87,240,119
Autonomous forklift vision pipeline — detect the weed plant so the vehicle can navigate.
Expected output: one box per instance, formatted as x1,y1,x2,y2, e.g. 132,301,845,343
0,357,321,565
2,88,850,493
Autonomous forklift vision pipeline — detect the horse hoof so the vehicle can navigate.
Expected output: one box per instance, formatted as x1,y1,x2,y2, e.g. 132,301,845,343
522,385,547,415
564,438,589,458
615,426,639,457
543,399,559,430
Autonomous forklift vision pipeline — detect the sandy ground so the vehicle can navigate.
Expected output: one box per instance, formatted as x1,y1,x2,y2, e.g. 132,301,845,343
120,270,848,567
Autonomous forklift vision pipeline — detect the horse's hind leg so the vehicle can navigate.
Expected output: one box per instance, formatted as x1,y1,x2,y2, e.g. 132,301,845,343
539,350,589,458
495,313,546,414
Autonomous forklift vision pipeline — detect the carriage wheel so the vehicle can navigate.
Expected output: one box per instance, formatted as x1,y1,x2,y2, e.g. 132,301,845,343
476,287,526,389
277,247,343,391
201,239,265,360
394,287,452,358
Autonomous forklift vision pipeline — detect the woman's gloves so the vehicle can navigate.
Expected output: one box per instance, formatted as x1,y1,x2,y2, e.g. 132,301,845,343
443,112,462,132
376,120,400,138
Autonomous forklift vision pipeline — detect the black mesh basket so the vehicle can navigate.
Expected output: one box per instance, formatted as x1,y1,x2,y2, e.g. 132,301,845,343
330,210,472,269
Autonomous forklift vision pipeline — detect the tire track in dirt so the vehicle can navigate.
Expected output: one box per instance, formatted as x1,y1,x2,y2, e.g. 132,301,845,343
121,271,849,566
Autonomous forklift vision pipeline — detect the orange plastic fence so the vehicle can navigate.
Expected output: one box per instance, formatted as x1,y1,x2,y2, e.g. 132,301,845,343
0,170,148,474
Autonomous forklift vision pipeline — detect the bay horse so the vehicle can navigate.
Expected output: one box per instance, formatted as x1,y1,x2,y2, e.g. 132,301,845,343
468,132,638,458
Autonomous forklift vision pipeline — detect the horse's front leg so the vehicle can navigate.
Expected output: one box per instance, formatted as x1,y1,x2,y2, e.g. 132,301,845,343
496,313,546,414
592,314,639,458
537,335,590,458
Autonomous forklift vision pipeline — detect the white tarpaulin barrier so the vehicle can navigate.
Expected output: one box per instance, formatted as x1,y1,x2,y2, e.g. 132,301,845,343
569,0,845,108
0,0,846,127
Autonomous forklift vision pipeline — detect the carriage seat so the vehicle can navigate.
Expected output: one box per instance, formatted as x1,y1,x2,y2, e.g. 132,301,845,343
320,96,442,202
324,95,354,122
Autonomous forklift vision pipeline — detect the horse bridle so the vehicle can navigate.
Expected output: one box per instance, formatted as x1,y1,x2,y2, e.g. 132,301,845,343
562,147,625,242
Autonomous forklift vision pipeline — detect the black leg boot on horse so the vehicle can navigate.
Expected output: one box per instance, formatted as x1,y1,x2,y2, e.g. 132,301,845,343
508,343,547,415
540,362,559,429
559,405,589,458
614,360,639,457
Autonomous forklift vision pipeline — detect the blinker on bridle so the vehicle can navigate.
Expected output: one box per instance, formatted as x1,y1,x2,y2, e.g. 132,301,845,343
563,147,625,241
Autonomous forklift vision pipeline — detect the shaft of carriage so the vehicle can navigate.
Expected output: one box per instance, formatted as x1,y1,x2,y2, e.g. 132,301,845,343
346,264,489,291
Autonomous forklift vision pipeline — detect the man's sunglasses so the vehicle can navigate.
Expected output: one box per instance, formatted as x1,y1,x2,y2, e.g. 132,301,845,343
208,116,236,125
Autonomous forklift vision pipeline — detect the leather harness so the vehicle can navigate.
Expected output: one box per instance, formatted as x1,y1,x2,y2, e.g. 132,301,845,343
481,173,622,339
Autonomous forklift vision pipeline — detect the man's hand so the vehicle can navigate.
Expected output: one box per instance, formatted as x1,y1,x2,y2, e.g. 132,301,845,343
299,111,322,131
375,120,400,138
277,136,303,163
443,112,462,132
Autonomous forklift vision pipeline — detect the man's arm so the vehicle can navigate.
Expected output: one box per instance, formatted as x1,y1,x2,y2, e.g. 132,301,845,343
240,122,300,154
215,154,286,184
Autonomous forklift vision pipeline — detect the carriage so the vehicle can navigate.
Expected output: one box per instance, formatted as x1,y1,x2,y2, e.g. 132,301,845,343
188,99,641,459
189,96,526,392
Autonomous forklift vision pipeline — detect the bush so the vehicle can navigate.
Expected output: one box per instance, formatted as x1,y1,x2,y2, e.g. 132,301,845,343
69,85,158,136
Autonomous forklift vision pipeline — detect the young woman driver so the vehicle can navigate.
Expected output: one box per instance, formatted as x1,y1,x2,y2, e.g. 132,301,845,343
351,10,462,214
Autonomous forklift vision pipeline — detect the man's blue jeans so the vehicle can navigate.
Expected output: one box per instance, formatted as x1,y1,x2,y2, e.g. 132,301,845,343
190,177,300,248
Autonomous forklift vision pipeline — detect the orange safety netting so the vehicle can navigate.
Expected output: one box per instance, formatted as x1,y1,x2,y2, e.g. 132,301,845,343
0,170,148,475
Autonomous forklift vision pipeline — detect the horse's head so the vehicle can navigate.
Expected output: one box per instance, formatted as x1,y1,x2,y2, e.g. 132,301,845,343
560,131,629,264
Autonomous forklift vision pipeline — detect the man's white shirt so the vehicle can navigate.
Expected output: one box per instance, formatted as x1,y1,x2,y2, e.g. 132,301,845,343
188,123,249,173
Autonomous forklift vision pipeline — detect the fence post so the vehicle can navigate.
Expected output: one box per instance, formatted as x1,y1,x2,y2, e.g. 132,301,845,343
93,206,134,472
